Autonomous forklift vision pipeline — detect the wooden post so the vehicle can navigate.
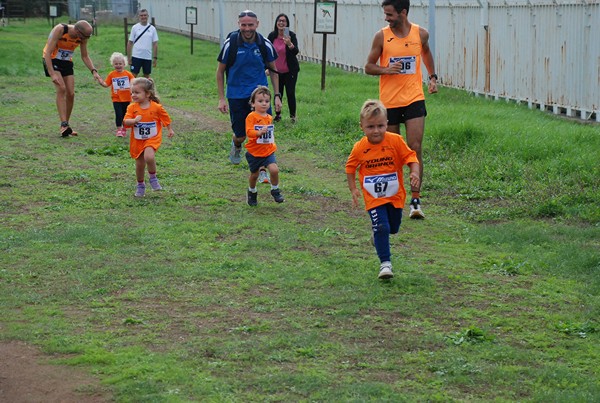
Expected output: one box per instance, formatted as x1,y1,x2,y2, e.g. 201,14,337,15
321,34,327,91
123,18,127,53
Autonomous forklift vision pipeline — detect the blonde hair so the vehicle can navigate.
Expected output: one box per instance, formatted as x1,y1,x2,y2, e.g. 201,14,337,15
109,52,127,67
360,99,388,121
249,85,271,108
131,77,160,104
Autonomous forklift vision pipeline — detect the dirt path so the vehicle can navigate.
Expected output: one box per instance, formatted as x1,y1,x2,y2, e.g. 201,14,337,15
0,341,109,402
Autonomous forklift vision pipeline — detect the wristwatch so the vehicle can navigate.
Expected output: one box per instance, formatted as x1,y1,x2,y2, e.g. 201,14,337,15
428,74,438,80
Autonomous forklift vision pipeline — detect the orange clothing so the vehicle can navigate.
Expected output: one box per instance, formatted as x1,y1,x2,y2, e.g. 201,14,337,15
42,24,81,61
124,101,171,159
104,70,135,102
379,24,425,108
346,132,418,210
245,111,277,157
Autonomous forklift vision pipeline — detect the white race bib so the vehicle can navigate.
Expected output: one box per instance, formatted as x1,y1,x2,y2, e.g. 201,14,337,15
112,76,131,92
363,173,400,198
255,125,275,144
389,56,416,74
56,48,74,61
134,121,158,140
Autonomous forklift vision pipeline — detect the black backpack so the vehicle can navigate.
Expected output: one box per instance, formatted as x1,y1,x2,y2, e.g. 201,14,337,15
224,30,276,74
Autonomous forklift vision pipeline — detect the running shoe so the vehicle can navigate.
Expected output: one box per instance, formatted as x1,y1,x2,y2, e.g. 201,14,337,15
378,261,394,279
409,198,425,219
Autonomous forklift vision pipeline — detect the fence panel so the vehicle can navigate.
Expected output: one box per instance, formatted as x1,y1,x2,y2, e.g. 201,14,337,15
137,0,599,121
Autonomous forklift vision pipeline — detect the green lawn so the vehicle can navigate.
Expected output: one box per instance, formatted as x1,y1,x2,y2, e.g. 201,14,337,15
1,19,599,401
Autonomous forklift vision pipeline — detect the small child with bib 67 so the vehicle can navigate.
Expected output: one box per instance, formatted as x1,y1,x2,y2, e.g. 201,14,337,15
346,99,420,280
123,77,174,197
100,52,135,137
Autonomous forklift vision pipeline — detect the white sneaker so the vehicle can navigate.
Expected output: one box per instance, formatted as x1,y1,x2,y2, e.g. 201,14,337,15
378,261,394,279
258,168,270,184
409,198,425,219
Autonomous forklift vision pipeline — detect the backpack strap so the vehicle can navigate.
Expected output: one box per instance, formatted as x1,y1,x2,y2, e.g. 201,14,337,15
225,31,278,74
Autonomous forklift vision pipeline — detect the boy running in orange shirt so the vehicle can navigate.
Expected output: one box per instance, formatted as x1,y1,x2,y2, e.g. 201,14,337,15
346,100,420,279
245,86,284,206
100,52,135,137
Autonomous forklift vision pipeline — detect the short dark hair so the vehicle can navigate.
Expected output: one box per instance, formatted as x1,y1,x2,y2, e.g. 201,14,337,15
381,0,410,14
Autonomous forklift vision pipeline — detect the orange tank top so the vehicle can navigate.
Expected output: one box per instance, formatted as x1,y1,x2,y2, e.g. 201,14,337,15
43,24,81,61
379,24,425,108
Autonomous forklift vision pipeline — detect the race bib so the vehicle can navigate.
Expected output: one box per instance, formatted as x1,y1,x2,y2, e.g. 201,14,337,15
389,56,416,74
255,125,275,144
56,48,74,61
112,76,131,92
133,121,158,140
363,173,400,199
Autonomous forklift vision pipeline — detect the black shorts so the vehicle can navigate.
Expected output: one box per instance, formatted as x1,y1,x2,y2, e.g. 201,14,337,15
43,58,74,77
130,56,152,76
245,152,277,173
387,100,427,125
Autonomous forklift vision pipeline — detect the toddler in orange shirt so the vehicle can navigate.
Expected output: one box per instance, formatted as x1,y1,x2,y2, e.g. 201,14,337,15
123,78,174,197
346,100,420,280
245,86,284,206
100,52,136,137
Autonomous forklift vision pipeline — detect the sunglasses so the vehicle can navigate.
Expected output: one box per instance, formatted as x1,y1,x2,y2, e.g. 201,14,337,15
75,27,91,39
238,11,257,18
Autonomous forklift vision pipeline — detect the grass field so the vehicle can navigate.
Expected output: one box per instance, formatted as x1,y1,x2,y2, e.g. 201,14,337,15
1,20,599,401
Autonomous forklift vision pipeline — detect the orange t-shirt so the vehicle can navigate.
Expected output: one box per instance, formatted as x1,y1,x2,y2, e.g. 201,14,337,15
379,24,425,108
42,25,81,61
104,70,135,102
345,132,418,210
124,101,171,159
245,111,277,157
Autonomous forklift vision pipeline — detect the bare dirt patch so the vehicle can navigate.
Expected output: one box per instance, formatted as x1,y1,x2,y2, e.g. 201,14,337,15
0,341,110,402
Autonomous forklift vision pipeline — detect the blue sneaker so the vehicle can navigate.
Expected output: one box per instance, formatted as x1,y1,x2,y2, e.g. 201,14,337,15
229,141,242,165
149,177,162,191
135,183,146,197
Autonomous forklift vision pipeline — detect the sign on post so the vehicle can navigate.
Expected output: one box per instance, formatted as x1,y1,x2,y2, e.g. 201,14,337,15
49,4,58,26
186,7,197,55
313,0,337,90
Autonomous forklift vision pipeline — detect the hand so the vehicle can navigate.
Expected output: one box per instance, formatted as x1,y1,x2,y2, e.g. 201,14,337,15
387,62,403,74
351,188,361,208
134,115,142,123
428,78,438,94
274,96,283,112
218,99,228,114
50,71,62,85
409,172,420,189
168,129,175,138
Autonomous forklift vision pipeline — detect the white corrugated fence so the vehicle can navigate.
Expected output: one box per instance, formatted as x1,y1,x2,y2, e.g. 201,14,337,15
137,0,599,121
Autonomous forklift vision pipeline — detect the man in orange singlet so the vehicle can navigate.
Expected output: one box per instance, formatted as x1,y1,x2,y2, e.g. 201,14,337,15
365,0,437,219
43,20,104,137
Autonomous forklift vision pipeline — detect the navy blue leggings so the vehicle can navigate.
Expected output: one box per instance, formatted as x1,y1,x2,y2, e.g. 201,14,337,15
113,102,130,127
368,203,403,263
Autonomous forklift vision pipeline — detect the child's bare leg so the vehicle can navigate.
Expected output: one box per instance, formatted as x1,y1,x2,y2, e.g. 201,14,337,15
143,147,157,174
249,171,259,188
267,163,279,186
135,153,146,182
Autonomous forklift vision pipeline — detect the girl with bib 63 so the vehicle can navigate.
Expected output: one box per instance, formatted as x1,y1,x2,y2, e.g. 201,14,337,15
123,78,174,197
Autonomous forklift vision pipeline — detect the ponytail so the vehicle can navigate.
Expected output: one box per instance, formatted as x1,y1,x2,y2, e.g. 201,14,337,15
132,77,161,104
